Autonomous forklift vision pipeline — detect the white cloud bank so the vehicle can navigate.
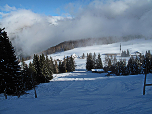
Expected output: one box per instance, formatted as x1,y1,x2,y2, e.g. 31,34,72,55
0,0,152,56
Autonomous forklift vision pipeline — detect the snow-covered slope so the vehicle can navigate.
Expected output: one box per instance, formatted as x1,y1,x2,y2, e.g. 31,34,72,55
0,38,152,114
25,38,152,67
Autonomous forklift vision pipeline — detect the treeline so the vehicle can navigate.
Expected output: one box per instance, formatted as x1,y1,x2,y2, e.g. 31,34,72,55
105,51,152,75
42,38,109,55
22,54,75,82
86,52,152,76
86,53,103,71
121,49,130,57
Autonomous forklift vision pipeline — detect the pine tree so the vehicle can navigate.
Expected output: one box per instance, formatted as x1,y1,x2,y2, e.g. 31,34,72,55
58,60,62,73
108,58,112,68
127,49,129,56
39,53,45,75
104,55,109,67
54,60,59,74
0,28,23,95
86,53,93,71
28,62,35,74
127,57,133,74
33,54,41,82
143,56,150,74
93,52,96,69
86,53,89,70
45,55,53,78
21,59,33,90
33,54,53,83
66,55,75,72
33,54,43,83
127,57,138,75
42,55,53,81
50,57,55,73
70,55,75,71
96,53,103,69
62,56,67,73
66,56,70,72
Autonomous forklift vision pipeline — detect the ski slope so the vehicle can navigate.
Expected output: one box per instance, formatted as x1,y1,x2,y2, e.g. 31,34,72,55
0,38,152,114
0,72,152,114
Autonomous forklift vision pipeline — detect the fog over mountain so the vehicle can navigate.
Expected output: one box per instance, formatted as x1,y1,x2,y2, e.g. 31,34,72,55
0,0,152,56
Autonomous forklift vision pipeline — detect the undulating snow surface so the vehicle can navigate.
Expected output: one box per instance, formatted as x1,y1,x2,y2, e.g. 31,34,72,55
1,38,152,114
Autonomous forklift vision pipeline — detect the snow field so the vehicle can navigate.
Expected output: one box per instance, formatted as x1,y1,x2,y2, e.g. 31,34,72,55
1,38,152,114
0,72,152,114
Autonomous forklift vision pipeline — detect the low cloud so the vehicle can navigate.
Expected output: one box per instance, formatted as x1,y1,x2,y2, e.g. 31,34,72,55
0,0,152,56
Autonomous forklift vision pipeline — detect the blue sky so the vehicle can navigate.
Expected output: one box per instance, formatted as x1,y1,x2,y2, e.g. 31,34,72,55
0,0,94,17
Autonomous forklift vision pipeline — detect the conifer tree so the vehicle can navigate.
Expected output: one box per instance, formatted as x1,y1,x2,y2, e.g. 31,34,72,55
39,53,45,75
21,59,33,90
33,54,53,83
66,55,75,72
93,52,96,69
86,53,89,70
127,57,138,75
62,56,67,73
50,57,55,73
127,49,129,56
143,56,150,74
70,55,75,71
96,53,103,69
86,53,93,71
104,55,109,67
28,62,35,74
0,28,23,95
45,55,53,77
41,55,53,80
127,57,133,74
108,58,112,68
33,54,44,83
66,56,70,72
33,54,41,82
54,60,59,74
58,60,62,73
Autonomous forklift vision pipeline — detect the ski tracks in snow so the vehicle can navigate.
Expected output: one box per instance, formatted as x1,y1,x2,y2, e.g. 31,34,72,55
1,72,152,114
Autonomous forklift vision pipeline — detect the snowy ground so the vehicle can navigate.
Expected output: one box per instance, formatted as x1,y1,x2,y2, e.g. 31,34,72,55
1,38,152,114
0,72,152,114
